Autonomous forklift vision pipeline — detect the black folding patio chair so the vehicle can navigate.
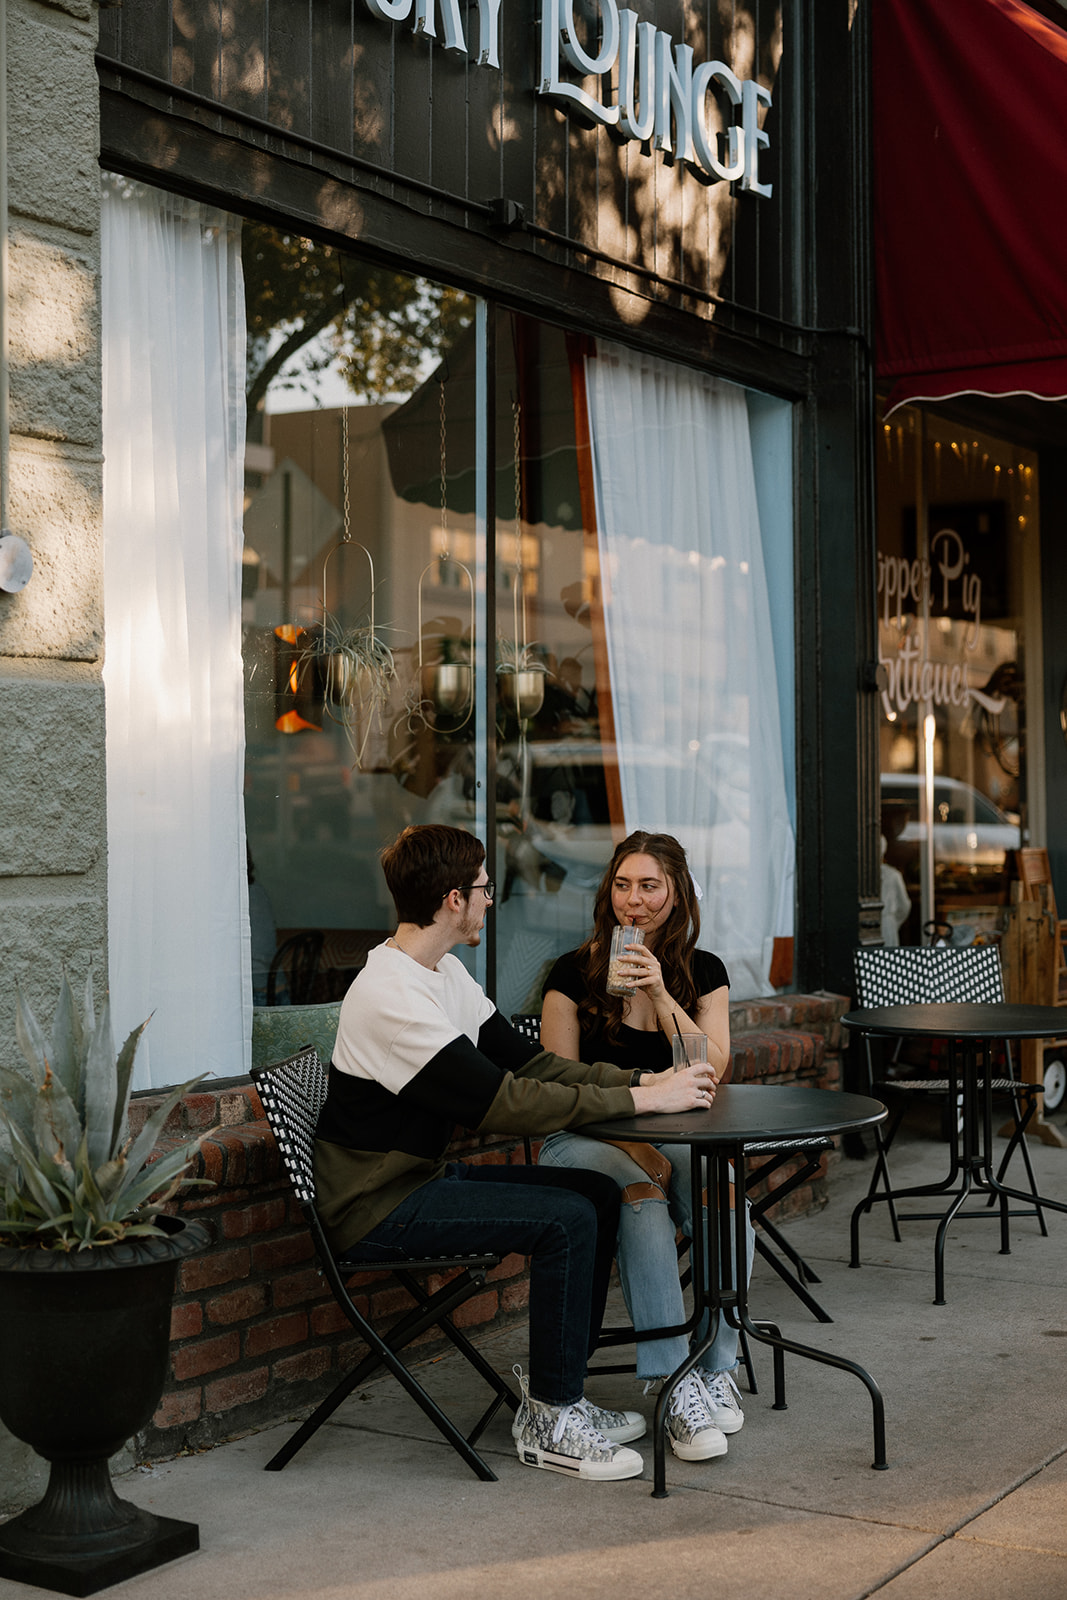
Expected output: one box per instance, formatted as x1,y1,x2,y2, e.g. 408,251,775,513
850,944,1046,1258
250,1048,518,1481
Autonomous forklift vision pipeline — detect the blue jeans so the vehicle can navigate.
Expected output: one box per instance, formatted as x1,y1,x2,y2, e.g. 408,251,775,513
344,1162,620,1407
539,1130,755,1380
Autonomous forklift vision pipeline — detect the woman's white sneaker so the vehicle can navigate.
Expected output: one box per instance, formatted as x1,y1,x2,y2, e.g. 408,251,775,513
665,1372,728,1461
696,1368,745,1434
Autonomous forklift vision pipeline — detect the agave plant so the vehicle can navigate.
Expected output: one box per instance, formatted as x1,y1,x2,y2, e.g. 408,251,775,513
0,974,211,1251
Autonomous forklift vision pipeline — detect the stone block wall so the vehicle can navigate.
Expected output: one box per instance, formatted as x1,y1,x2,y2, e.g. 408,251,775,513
133,993,850,1462
0,0,107,1087
0,0,105,1514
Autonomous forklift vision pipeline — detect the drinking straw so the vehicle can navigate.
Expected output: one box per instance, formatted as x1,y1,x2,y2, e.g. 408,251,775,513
672,1012,691,1067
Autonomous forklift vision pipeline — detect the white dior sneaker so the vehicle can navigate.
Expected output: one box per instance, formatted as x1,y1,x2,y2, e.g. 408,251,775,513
511,1368,644,1481
696,1367,745,1434
665,1371,729,1461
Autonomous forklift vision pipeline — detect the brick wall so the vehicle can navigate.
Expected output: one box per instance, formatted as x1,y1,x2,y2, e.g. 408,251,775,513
135,991,850,1460
727,993,848,1221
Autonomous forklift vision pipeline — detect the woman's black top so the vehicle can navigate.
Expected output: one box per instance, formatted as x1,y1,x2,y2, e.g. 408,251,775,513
541,947,730,1076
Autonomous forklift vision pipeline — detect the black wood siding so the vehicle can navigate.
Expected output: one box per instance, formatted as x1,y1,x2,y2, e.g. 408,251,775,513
98,0,810,376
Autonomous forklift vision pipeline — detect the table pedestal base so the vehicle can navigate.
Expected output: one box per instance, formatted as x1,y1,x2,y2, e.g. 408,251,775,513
646,1140,887,1498
576,1088,890,1499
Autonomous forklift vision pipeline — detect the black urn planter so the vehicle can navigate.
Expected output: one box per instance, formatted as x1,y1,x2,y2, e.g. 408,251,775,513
0,1216,210,1597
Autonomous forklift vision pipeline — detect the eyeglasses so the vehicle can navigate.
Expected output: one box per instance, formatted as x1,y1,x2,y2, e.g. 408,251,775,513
457,880,495,902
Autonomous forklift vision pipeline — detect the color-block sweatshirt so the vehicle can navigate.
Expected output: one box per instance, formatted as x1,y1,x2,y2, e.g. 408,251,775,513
313,941,637,1255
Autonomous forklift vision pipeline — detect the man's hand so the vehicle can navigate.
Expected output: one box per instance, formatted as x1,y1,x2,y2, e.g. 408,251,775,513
631,1065,717,1115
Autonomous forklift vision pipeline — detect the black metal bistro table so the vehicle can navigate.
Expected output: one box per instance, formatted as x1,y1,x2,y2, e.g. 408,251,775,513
842,1004,1067,1305
580,1083,888,1497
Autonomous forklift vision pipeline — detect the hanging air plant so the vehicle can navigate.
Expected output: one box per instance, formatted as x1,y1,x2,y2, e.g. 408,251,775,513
295,407,397,768
310,608,397,763
496,637,546,720
321,617,396,712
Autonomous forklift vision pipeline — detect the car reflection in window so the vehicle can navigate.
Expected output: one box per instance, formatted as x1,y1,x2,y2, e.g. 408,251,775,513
880,772,1020,899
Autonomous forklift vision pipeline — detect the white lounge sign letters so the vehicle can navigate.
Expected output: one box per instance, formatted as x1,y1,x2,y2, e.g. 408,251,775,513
362,0,773,193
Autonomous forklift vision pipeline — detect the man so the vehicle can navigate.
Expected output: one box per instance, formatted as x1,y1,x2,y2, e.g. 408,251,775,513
314,823,716,1482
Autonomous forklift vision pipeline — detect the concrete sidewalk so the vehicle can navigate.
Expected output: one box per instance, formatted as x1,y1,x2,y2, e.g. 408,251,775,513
7,1119,1067,1600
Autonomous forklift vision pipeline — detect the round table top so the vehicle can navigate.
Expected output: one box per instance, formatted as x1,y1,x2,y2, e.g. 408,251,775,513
842,1003,1067,1041
579,1083,886,1146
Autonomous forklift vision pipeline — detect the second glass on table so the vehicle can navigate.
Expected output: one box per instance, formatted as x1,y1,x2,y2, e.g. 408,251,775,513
672,1032,708,1071
606,924,644,995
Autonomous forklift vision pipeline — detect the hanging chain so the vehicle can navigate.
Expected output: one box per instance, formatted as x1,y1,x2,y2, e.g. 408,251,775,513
341,402,351,543
512,398,525,651
513,398,522,532
439,376,448,558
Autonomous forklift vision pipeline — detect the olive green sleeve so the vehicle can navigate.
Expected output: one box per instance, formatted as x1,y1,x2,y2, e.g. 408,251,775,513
474,1063,635,1136
512,1047,634,1089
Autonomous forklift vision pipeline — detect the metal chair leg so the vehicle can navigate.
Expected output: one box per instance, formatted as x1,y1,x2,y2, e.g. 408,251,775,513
266,1272,505,1478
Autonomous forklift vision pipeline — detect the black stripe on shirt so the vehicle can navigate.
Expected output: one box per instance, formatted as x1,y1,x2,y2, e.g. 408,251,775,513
402,1032,510,1128
477,1011,542,1073
315,1063,453,1159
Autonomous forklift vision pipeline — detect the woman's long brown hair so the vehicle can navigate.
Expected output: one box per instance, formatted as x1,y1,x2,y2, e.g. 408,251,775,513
575,831,702,1046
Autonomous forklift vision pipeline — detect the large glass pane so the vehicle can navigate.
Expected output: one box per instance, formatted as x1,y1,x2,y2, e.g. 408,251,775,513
241,227,479,1003
241,261,795,1012
492,317,796,1013
876,406,1038,944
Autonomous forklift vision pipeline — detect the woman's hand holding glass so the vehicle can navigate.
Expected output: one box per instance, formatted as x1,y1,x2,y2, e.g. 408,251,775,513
631,1063,717,1115
618,940,666,1000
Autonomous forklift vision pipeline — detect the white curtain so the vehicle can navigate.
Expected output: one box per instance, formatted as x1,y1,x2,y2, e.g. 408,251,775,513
102,177,249,1089
585,340,795,996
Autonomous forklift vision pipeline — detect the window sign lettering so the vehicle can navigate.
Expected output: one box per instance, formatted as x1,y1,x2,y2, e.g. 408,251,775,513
878,527,1008,720
360,0,773,193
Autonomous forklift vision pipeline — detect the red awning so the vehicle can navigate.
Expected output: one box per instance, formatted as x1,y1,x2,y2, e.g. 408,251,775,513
874,0,1067,414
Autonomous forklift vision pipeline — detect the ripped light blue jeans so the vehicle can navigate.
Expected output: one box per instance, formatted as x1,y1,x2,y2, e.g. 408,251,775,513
539,1128,756,1380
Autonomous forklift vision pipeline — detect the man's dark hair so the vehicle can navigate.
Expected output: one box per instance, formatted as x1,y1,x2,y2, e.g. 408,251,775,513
380,825,486,927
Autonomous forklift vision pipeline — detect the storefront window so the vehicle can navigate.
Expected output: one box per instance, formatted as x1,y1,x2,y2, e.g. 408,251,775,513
875,405,1042,945
241,229,796,1011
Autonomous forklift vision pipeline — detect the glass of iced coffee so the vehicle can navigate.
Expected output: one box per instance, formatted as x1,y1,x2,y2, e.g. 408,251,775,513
606,924,644,995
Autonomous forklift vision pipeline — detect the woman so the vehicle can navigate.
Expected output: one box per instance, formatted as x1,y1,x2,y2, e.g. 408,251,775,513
539,830,753,1463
